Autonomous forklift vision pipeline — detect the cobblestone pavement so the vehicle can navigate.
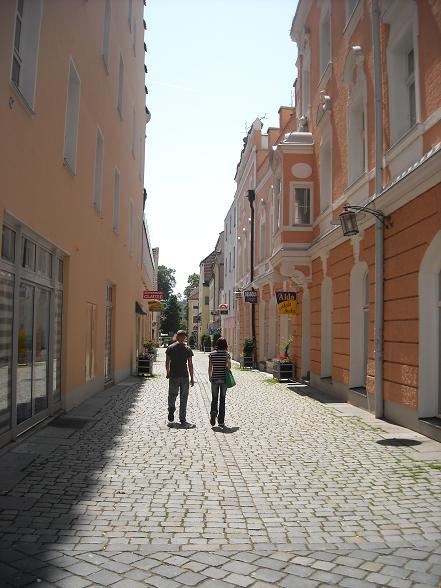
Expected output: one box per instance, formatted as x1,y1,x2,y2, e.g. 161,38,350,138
0,349,440,587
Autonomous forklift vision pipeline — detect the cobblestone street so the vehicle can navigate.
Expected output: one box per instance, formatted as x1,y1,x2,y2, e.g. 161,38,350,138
0,349,440,587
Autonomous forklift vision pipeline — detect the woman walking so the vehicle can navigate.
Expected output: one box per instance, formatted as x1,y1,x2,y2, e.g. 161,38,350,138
208,337,231,427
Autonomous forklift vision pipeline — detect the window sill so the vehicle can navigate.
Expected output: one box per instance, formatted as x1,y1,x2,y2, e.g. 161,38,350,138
349,386,367,397
386,123,422,162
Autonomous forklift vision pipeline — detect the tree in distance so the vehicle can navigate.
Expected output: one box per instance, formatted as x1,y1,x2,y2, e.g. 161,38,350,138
157,265,176,301
184,273,199,298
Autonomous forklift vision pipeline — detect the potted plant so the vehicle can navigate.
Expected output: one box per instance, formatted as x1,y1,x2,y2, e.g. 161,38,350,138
240,337,255,368
138,339,156,376
272,337,295,381
188,334,196,349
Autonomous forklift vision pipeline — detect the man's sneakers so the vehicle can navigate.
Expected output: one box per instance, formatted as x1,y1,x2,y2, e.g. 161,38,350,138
180,421,196,429
210,414,216,426
167,410,174,426
218,422,226,428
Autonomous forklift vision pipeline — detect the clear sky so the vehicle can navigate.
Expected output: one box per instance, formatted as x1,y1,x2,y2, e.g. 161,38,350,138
144,0,298,295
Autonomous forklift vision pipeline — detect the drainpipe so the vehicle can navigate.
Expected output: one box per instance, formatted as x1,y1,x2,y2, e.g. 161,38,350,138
372,0,384,418
247,189,256,367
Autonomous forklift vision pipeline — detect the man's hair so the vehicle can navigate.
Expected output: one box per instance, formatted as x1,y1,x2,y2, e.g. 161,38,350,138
176,330,187,337
216,337,228,350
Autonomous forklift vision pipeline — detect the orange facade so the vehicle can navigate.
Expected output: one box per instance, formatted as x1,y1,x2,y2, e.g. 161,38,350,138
230,0,441,441
0,0,156,447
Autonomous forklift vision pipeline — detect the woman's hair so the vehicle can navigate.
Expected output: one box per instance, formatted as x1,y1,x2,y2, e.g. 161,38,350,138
216,337,228,350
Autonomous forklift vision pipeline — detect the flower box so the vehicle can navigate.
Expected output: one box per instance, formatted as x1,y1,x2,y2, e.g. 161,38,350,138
272,361,295,381
240,355,254,369
137,354,154,376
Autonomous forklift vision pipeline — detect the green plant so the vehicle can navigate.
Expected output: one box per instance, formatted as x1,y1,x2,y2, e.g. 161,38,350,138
242,338,255,356
281,336,293,358
142,339,156,353
212,333,221,347
188,334,196,347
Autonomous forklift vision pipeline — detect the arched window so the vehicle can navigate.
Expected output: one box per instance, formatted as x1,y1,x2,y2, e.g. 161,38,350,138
350,262,369,390
344,47,367,185
419,231,441,417
273,179,281,232
259,203,266,262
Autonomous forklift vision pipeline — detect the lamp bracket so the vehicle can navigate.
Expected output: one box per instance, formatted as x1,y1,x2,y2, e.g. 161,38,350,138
343,205,390,227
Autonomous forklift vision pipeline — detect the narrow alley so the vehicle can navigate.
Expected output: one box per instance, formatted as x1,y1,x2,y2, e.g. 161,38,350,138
0,350,440,587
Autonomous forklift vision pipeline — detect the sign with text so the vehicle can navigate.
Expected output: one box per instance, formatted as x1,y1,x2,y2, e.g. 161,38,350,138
244,290,258,304
218,303,228,315
143,290,163,300
148,300,162,311
275,291,297,315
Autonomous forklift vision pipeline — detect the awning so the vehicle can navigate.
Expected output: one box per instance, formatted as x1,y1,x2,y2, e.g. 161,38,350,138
135,301,147,315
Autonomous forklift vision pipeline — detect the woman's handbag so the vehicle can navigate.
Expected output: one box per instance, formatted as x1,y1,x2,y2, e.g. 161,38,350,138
225,369,236,388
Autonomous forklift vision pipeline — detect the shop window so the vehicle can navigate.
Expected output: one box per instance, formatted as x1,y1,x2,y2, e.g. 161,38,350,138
1,226,16,263
93,128,104,212
22,237,36,271
103,0,111,71
0,271,14,434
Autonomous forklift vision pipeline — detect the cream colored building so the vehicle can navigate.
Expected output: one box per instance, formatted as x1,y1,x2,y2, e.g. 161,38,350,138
0,0,156,447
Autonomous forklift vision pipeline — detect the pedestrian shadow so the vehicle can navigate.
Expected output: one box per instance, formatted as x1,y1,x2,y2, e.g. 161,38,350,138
376,438,422,447
167,422,196,430
212,425,240,434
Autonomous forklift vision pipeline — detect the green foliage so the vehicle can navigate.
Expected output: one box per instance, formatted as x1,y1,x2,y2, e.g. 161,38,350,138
184,273,199,298
157,265,176,301
212,333,221,347
188,334,196,348
161,294,181,334
281,336,293,358
142,339,157,352
242,337,255,355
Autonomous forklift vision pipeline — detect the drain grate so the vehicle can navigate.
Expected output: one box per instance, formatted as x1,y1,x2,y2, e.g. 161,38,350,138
50,416,93,430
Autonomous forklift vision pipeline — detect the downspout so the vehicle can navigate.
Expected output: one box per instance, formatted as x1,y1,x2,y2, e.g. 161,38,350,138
372,0,384,418
247,189,256,367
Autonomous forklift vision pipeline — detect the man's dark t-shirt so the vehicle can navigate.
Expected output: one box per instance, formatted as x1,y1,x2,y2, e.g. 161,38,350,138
166,342,194,378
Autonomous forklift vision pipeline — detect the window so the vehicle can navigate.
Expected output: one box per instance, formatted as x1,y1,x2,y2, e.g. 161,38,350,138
22,237,36,271
407,49,416,128
85,302,96,382
113,169,120,233
348,96,366,183
103,0,111,71
229,251,231,273
319,136,331,212
233,246,235,269
301,46,311,117
320,6,331,76
11,0,43,109
1,226,16,263
139,132,145,181
129,200,134,256
273,179,281,232
128,0,132,30
259,209,266,261
205,296,209,305
133,21,137,55
117,53,124,116
63,60,81,173
385,2,419,144
93,128,104,211
350,263,369,390
37,247,52,278
346,0,358,21
131,109,136,155
291,185,312,225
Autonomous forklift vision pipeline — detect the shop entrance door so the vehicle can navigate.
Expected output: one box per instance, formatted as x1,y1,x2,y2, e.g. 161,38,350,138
17,282,50,427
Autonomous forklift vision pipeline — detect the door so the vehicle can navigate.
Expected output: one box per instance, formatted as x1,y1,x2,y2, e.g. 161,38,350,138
104,284,113,383
17,283,50,426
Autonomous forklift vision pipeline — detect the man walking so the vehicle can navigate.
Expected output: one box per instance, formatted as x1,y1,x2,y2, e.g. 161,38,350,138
166,330,195,428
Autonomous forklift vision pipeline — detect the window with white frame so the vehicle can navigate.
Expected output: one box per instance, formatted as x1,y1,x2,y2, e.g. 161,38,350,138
320,5,331,76
129,200,134,256
63,60,81,174
93,128,104,212
128,0,132,30
319,134,331,212
229,251,231,273
259,206,266,262
346,0,358,22
385,2,419,145
133,21,137,55
117,53,124,117
273,179,281,232
113,169,120,234
242,237,247,276
131,108,136,155
11,0,43,109
290,184,312,225
139,132,145,181
301,46,311,118
233,245,235,269
102,0,111,71
348,94,366,183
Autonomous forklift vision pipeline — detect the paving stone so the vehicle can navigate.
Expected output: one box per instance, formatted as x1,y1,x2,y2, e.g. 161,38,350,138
221,572,254,587
55,577,92,588
86,569,122,585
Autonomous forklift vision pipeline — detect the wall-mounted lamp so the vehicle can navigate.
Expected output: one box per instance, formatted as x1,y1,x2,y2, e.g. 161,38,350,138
339,205,389,237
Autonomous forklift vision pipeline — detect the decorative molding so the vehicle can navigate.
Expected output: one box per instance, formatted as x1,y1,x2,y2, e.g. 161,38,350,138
316,90,332,127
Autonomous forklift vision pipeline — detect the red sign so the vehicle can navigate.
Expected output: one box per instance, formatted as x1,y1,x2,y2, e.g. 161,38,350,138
143,290,163,300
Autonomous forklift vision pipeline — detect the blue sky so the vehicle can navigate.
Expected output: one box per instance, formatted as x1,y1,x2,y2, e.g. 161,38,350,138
144,0,298,295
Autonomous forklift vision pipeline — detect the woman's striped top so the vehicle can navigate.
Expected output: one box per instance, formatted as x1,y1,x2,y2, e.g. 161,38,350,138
209,350,230,380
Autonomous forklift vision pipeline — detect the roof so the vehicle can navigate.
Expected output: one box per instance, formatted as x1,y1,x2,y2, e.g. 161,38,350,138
200,251,216,284
188,288,199,300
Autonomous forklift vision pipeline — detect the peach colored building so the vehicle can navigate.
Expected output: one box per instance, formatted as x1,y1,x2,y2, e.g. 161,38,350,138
0,0,156,448
231,0,441,441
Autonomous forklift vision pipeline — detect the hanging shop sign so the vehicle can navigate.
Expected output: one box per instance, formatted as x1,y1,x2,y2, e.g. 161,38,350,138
148,300,162,311
143,290,164,300
244,290,258,304
218,303,228,315
275,291,297,314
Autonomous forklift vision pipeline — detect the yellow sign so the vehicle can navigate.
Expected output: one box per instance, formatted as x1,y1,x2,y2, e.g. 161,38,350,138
148,300,161,311
275,291,297,315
